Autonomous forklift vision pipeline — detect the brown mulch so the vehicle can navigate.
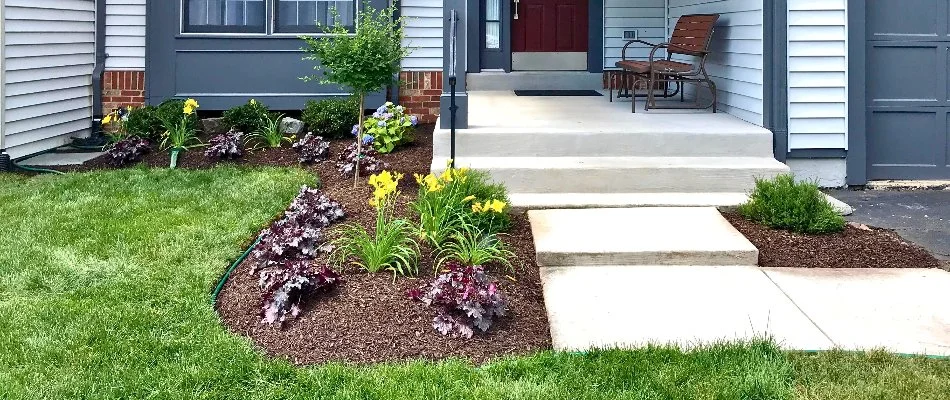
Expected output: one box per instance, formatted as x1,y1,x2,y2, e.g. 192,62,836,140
722,211,941,269
50,124,551,365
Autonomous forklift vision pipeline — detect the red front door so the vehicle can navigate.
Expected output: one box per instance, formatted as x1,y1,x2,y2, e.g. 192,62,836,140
512,0,589,52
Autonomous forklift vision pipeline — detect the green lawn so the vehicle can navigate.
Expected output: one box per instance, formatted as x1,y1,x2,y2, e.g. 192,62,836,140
0,167,946,399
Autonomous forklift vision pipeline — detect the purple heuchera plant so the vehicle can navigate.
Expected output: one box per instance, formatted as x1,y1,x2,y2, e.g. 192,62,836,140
284,186,346,228
408,262,507,338
336,142,388,178
204,130,243,159
105,137,150,166
259,260,341,325
292,132,330,164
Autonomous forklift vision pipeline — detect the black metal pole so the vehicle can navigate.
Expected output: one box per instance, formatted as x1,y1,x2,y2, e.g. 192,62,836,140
0,152,10,172
449,76,457,169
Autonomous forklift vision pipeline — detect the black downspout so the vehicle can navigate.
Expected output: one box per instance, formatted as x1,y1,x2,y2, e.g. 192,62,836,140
92,0,107,119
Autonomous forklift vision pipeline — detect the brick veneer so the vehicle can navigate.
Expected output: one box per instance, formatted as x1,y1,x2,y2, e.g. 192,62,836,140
103,70,146,113
399,71,442,123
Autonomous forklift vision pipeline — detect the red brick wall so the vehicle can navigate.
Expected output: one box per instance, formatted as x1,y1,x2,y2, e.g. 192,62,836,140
103,71,146,113
399,71,442,124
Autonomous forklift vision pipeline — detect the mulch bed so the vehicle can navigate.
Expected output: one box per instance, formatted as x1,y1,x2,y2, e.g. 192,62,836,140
51,124,551,365
722,211,941,269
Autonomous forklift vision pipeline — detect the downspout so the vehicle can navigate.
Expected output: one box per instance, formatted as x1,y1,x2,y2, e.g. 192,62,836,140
0,0,10,172
92,0,107,119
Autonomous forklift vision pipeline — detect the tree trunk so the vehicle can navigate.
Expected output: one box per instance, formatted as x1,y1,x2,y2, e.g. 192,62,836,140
353,93,366,187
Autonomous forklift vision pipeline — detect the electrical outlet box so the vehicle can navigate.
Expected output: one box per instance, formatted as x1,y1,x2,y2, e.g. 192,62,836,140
623,30,639,40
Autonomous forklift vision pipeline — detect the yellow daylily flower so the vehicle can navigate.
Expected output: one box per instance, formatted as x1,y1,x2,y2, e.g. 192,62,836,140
184,98,199,109
462,195,476,203
101,114,113,125
472,202,484,213
488,200,507,213
183,105,195,115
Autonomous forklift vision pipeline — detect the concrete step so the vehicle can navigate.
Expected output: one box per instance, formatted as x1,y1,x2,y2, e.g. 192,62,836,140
508,192,750,211
529,207,759,267
467,71,602,91
433,128,774,158
433,156,790,194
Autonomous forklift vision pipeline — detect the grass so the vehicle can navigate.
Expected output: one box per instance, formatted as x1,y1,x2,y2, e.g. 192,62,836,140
0,167,947,399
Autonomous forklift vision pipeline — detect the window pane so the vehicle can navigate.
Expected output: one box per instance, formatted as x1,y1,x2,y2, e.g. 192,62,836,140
486,0,500,21
485,22,500,49
277,0,355,33
184,0,265,33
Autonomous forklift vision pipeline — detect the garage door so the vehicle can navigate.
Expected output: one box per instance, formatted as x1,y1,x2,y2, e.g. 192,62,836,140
866,1,950,179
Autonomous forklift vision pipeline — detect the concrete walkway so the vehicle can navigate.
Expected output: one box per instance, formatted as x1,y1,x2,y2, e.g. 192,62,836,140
532,207,950,356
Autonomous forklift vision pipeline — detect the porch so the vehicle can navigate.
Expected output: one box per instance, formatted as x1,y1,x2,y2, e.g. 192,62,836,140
433,91,789,209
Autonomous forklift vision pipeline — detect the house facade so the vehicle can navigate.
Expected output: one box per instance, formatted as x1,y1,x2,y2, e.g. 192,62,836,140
1,0,946,187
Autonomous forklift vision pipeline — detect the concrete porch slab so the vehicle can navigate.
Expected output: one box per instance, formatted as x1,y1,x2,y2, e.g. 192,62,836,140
540,265,834,351
529,207,758,267
763,268,950,356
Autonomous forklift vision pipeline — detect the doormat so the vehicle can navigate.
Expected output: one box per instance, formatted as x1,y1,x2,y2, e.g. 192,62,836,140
514,90,603,97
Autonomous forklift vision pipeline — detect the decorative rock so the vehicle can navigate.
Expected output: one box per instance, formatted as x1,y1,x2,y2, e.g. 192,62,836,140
200,117,228,135
281,117,306,136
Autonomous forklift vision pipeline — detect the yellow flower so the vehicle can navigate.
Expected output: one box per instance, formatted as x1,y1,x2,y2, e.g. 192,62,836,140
462,195,476,203
488,200,507,213
183,105,195,115
423,174,443,192
101,114,113,125
368,170,403,208
472,202,484,213
439,169,454,183
184,98,199,109
414,173,425,185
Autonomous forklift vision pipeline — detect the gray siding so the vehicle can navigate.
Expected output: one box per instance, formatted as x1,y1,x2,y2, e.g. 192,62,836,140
105,0,146,70
668,0,764,126
787,0,847,150
401,0,443,70
4,0,96,159
603,0,667,68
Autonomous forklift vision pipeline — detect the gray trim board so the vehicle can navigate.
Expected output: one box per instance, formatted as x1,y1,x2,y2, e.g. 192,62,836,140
587,0,603,73
763,0,788,162
846,0,867,185
787,149,847,159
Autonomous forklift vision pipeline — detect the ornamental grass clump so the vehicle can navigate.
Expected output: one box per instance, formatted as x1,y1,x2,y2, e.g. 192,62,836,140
408,262,507,338
412,166,511,247
247,112,293,149
738,174,845,234
436,223,516,273
332,170,419,277
293,133,330,164
301,3,410,186
363,102,419,153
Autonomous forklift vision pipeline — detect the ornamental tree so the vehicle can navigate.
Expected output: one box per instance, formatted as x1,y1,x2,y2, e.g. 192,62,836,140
301,3,410,186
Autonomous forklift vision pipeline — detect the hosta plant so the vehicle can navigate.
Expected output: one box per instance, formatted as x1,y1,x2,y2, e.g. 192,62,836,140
104,137,150,166
204,130,243,159
436,223,516,272
336,142,388,178
363,102,418,153
259,260,341,325
332,171,419,276
247,112,292,149
408,262,507,338
293,132,331,164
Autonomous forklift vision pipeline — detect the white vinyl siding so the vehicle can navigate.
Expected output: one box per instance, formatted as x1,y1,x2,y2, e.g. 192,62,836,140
105,0,146,70
787,0,847,150
401,0,442,70
668,0,764,126
3,0,96,159
603,0,667,68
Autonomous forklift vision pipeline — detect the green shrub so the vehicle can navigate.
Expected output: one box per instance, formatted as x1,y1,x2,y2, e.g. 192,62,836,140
738,174,845,234
157,99,200,133
412,167,511,248
332,171,419,276
124,105,164,138
223,99,270,133
301,98,360,139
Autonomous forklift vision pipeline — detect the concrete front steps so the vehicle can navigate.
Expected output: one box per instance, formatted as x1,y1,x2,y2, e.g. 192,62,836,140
432,118,790,209
528,208,834,351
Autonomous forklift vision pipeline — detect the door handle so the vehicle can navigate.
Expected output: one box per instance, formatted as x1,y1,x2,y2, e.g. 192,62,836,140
513,0,520,20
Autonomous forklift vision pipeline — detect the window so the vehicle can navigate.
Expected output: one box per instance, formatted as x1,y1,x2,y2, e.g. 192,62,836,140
184,0,267,33
484,0,500,49
277,0,355,33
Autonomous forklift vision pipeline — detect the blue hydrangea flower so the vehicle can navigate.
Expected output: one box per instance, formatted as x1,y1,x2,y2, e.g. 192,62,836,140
376,104,388,114
410,115,419,126
351,124,360,136
362,135,374,145
395,105,405,113
382,112,393,120
377,120,387,127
